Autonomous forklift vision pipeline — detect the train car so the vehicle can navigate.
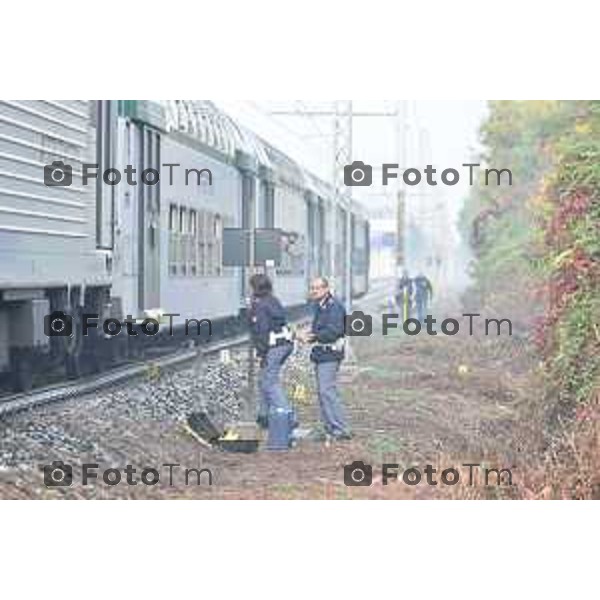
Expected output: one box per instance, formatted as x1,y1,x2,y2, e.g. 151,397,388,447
110,101,247,339
159,101,284,326
0,100,111,389
0,99,370,391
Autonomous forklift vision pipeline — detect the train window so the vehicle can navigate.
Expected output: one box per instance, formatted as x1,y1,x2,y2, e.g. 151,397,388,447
179,206,187,233
189,210,197,236
189,209,198,276
179,207,187,275
169,204,178,230
213,214,222,239
205,212,214,276
196,210,203,239
168,204,178,276
197,210,206,277
188,210,225,277
166,206,226,279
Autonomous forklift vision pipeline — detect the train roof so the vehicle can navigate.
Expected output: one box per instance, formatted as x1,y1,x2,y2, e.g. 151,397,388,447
163,100,270,166
161,100,366,216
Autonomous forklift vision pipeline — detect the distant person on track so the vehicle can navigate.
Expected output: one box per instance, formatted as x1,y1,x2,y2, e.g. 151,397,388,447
395,269,413,321
248,274,296,449
413,272,433,323
298,277,351,442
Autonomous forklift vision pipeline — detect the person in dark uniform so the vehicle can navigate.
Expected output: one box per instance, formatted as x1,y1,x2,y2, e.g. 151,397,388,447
413,272,433,323
395,269,413,321
248,274,295,436
299,277,351,441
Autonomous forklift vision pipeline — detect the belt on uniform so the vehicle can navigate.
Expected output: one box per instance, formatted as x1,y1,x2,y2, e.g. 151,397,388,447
268,326,293,347
314,338,345,352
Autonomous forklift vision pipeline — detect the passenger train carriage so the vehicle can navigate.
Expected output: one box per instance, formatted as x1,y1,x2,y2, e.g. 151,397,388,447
0,100,369,390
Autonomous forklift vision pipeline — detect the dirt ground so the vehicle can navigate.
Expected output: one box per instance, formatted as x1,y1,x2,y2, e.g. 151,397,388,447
0,282,545,500
212,326,541,499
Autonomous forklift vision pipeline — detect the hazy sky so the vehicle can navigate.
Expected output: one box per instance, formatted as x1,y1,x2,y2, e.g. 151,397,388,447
217,100,488,223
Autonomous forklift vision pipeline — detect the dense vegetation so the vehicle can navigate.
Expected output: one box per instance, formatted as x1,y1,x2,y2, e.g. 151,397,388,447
461,101,600,497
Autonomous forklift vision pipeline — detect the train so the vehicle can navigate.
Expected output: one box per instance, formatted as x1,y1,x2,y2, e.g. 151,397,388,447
0,100,369,391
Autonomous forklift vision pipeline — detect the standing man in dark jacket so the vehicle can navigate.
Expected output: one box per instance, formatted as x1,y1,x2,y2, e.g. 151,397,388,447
299,277,351,441
413,272,433,323
395,269,413,321
248,274,295,444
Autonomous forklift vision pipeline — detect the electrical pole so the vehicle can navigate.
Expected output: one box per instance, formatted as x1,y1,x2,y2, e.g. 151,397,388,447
333,100,353,309
269,101,400,308
395,100,408,278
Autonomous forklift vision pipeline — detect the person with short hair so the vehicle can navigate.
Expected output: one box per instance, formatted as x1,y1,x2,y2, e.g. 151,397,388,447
412,272,433,323
299,277,351,441
248,274,295,448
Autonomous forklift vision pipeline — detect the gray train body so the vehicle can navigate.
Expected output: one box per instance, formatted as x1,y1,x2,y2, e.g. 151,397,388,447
0,100,369,390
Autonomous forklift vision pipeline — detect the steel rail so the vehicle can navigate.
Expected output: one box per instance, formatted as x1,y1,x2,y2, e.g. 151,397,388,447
0,335,251,418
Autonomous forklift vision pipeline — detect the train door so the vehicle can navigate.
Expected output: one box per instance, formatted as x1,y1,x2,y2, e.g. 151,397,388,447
137,126,161,311
318,198,327,277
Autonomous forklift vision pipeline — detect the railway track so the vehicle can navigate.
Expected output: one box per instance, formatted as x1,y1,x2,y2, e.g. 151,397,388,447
0,281,393,419
0,334,251,418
